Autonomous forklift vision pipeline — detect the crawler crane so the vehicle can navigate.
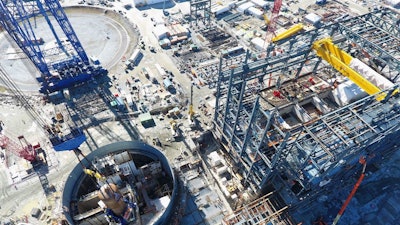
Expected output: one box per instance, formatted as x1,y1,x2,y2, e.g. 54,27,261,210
0,128,51,194
1,64,136,224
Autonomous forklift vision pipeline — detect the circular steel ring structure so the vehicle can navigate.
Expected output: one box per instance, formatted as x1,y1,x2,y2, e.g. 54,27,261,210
62,141,177,225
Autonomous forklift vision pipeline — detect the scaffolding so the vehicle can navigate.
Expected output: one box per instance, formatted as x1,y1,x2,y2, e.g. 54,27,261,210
213,8,400,211
223,192,295,225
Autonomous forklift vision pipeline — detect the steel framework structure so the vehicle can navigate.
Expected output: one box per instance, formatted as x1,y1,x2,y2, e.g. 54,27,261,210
223,192,294,225
213,8,400,209
189,0,211,28
0,0,105,93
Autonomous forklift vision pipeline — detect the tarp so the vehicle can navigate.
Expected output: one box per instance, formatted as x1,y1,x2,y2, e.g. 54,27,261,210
251,37,266,50
332,80,367,106
349,58,395,91
304,13,321,25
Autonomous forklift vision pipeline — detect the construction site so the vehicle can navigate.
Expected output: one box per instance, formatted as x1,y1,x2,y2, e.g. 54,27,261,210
0,0,400,224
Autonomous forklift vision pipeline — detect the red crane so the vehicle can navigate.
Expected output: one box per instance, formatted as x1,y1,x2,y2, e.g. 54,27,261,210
0,131,39,165
332,156,367,225
267,0,283,37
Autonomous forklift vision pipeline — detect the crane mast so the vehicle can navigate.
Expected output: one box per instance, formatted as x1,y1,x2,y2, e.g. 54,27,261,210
0,0,106,93
266,0,283,37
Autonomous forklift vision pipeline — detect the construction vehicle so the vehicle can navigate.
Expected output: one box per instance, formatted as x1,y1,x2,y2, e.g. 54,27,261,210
332,156,367,225
263,13,270,26
0,0,107,93
312,38,398,101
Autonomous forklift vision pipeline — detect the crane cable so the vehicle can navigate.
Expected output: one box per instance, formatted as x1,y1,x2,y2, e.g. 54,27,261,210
0,64,53,134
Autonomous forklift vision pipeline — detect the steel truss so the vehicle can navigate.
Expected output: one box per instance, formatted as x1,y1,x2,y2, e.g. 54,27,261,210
190,0,211,28
213,8,400,203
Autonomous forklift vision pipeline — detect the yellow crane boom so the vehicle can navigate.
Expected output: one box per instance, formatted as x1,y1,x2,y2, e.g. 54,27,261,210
272,23,304,42
263,13,270,24
312,38,394,101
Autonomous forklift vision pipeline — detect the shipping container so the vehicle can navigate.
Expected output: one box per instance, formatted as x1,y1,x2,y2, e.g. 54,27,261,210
155,64,167,77
126,94,134,108
126,48,142,69
116,96,125,111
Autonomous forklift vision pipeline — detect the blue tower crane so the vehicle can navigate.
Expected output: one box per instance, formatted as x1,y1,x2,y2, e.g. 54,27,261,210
0,0,106,93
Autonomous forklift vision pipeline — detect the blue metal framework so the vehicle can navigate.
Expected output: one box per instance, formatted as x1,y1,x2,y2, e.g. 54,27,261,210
190,0,211,28
0,0,105,93
213,8,400,206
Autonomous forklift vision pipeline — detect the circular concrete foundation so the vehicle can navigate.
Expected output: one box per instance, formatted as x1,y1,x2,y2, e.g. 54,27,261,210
62,141,177,225
0,7,138,91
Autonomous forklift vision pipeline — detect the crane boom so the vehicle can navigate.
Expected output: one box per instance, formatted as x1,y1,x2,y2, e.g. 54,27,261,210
312,38,398,101
267,0,283,34
332,157,367,225
272,23,304,42
0,133,38,163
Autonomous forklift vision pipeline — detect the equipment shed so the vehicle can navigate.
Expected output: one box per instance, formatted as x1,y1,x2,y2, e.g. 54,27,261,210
251,0,268,8
139,113,155,128
247,7,263,19
153,25,170,40
237,2,255,13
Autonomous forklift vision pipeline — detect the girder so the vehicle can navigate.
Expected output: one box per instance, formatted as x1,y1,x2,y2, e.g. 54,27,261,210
270,9,400,82
213,8,400,201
